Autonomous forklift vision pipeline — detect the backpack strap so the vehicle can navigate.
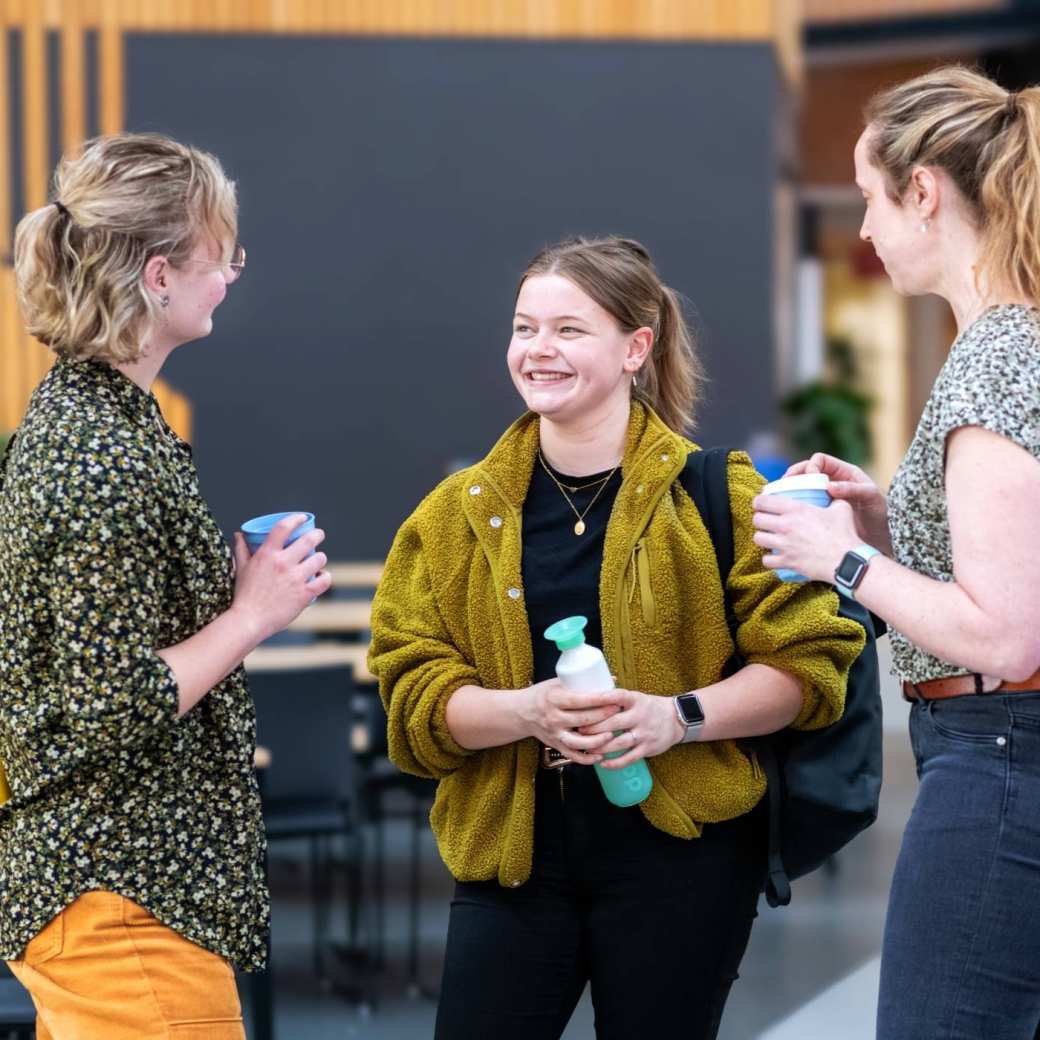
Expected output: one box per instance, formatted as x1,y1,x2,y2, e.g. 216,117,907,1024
679,447,792,907
681,448,739,639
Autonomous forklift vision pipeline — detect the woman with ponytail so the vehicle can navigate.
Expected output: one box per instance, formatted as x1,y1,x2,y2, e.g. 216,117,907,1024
369,235,863,1039
754,67,1040,1038
0,134,331,1038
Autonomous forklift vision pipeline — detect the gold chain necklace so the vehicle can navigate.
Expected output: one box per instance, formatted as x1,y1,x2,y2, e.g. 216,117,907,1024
537,451,620,536
550,470,616,493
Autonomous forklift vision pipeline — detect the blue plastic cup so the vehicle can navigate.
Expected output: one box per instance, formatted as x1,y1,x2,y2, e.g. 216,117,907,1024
760,475,831,582
240,511,315,556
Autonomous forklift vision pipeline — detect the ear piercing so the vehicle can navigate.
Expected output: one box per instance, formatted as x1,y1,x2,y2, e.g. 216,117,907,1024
160,295,170,308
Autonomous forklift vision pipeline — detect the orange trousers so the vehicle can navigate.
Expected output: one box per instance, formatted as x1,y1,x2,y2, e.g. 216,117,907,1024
6,890,245,1039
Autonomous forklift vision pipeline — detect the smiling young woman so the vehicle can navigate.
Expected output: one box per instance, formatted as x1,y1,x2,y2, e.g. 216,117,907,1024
369,235,863,1040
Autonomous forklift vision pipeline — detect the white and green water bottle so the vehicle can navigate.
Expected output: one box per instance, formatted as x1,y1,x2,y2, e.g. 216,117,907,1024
543,616,653,808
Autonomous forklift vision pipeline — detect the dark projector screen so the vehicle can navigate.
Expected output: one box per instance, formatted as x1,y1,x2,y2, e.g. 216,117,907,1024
126,34,780,558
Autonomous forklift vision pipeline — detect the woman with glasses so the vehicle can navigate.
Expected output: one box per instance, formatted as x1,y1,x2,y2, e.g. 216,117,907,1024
0,132,331,1039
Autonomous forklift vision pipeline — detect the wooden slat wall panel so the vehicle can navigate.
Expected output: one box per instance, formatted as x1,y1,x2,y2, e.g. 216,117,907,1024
21,5,48,212
0,270,23,432
99,0,123,134
3,0,794,439
154,381,193,442
60,13,87,155
0,269,52,432
12,0,787,39
1,0,191,439
0,7,11,262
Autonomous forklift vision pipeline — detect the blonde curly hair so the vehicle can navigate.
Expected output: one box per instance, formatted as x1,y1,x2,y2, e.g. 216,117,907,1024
14,132,237,364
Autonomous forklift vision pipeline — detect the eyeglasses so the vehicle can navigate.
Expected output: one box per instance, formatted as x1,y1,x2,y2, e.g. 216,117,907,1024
180,244,247,283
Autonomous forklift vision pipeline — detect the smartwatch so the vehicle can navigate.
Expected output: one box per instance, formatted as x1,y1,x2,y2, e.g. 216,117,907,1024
834,544,880,600
674,692,706,743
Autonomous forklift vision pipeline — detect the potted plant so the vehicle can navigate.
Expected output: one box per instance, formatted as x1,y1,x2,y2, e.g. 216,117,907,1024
780,336,874,468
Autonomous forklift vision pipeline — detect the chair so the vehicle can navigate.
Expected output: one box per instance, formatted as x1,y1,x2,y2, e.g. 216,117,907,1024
352,687,438,999
248,663,369,1002
0,962,35,1039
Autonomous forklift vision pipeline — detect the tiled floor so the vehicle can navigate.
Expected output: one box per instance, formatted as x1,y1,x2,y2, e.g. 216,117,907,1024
244,646,916,1040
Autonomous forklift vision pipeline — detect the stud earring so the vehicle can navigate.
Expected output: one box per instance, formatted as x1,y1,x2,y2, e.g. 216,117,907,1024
160,295,170,308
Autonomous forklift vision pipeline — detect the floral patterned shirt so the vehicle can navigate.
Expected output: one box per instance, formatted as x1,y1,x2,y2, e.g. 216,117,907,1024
887,304,1040,683
0,357,268,969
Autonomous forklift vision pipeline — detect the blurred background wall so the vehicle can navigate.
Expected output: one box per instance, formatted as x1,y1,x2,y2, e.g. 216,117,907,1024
0,1,799,559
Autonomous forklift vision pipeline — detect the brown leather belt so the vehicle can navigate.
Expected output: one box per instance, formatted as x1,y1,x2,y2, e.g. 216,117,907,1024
902,667,1040,702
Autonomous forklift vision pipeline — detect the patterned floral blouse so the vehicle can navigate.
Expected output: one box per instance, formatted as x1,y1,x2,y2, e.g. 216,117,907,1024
0,357,268,969
887,304,1040,683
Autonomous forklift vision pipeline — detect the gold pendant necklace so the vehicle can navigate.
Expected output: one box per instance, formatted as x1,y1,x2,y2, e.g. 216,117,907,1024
537,451,620,536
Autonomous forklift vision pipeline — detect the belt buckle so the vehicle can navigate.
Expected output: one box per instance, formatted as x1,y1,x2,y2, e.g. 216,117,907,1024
541,746,568,769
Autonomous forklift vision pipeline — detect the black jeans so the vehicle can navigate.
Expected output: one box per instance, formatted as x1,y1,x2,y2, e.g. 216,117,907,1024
435,764,766,1040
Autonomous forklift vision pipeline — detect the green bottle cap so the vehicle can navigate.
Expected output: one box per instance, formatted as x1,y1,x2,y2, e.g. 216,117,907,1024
544,615,589,651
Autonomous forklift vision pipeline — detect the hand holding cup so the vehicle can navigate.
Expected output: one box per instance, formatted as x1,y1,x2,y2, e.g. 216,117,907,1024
232,512,331,641
752,476,861,585
784,453,891,553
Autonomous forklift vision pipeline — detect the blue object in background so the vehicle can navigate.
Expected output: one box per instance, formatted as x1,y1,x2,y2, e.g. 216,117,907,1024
745,431,792,484
750,454,791,483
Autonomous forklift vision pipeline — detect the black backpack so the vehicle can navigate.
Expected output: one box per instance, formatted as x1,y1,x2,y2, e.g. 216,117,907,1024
681,447,884,907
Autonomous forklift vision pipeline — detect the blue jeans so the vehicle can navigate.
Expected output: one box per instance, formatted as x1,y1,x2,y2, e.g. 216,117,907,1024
878,692,1040,1040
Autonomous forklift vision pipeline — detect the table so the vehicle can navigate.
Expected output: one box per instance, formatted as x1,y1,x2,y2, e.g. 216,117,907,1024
286,600,371,635
327,561,384,588
245,643,375,684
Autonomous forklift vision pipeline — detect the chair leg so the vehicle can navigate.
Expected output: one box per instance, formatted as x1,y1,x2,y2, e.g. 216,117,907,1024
309,835,331,984
372,794,387,971
346,826,363,946
407,798,422,992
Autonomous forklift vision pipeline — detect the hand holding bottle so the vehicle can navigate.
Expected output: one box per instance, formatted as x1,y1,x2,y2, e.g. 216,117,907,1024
576,688,685,768
521,677,624,766
544,616,653,806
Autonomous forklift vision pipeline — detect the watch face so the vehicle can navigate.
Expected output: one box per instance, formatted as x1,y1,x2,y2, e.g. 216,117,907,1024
677,694,705,726
836,553,866,586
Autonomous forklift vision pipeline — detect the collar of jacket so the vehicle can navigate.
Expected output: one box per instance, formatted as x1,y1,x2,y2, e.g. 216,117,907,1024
460,400,688,611
49,355,160,431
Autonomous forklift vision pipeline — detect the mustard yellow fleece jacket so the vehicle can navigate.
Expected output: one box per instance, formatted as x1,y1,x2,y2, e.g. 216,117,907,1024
368,404,865,888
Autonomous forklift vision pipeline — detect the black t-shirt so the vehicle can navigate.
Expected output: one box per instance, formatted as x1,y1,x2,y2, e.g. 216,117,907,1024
522,458,622,683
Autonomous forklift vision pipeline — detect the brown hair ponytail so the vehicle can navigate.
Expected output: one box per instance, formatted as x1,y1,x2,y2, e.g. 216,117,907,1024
979,87,1040,301
865,66,1040,300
